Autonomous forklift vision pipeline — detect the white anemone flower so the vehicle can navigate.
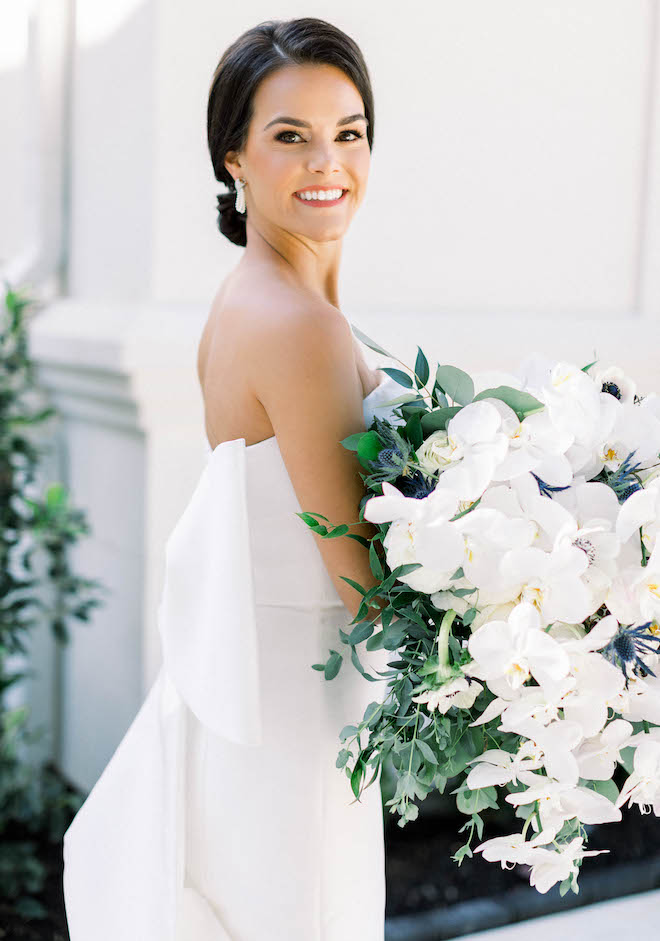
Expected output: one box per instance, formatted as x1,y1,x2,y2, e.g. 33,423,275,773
593,364,637,404
410,676,482,714
574,719,634,781
467,601,570,695
506,770,622,832
615,738,660,815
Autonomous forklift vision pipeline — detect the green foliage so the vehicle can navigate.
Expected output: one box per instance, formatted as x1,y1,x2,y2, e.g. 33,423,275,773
435,365,474,406
298,337,558,868
472,385,545,420
0,281,106,915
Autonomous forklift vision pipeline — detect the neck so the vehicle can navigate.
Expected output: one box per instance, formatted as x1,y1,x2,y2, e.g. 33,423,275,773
240,216,344,308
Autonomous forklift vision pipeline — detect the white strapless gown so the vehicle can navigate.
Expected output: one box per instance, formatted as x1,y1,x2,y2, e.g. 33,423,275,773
62,374,399,941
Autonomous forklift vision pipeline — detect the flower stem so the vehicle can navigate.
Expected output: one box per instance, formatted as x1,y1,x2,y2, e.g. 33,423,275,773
435,608,457,681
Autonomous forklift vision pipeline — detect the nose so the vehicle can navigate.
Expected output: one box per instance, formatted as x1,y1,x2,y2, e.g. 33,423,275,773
305,139,341,175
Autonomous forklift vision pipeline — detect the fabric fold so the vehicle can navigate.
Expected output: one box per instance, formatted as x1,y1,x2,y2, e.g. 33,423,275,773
63,669,185,941
158,438,263,747
63,438,262,940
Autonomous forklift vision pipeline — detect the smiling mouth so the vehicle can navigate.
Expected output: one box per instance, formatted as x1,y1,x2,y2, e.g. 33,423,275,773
294,189,348,206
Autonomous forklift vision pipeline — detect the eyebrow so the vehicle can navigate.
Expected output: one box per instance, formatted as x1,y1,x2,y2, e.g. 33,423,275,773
263,113,368,131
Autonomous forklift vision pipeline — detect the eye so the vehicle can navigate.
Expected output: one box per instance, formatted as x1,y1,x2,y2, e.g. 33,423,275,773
274,129,364,143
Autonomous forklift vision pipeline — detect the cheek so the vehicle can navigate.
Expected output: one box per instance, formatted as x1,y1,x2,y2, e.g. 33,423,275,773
249,151,295,199
348,148,371,183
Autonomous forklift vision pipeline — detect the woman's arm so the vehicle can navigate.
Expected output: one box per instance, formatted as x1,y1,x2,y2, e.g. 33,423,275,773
246,302,388,623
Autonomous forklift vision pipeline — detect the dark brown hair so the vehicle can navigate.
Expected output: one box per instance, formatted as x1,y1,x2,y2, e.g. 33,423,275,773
207,17,375,247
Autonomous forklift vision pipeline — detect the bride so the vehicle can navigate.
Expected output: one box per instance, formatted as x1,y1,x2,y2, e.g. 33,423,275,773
63,16,399,940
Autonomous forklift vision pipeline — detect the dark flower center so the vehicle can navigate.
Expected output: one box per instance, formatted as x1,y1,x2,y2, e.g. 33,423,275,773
602,381,622,399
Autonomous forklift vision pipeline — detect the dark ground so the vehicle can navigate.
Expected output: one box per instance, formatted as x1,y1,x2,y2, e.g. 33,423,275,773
385,790,660,917
2,779,660,939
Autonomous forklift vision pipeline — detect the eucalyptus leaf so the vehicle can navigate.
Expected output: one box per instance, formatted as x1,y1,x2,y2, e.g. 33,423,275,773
471,385,544,420
420,406,463,434
436,365,474,405
414,346,430,387
324,650,343,681
347,621,375,645
349,322,396,359
382,367,414,388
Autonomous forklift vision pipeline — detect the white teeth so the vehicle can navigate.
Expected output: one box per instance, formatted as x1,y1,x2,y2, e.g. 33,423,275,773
297,189,344,201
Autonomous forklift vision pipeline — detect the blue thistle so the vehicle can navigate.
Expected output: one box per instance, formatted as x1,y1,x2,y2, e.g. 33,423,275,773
531,472,571,498
369,445,406,474
607,449,644,504
394,468,438,500
601,621,660,687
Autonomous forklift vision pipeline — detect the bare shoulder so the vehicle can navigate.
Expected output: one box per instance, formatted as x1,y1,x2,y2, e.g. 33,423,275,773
200,269,380,619
245,289,356,399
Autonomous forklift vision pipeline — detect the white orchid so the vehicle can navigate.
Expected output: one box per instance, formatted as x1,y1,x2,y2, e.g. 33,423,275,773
342,350,660,893
506,770,622,832
616,738,660,815
537,362,619,478
612,670,660,725
490,680,572,729
500,717,584,786
467,601,570,695
474,396,574,486
574,719,634,780
465,740,544,789
502,545,595,624
473,831,545,870
598,397,660,475
616,475,660,558
527,837,609,894
635,543,660,623
410,675,482,714
431,400,510,501
363,480,465,593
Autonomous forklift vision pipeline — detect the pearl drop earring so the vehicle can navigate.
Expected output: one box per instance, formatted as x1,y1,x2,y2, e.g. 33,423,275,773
234,178,246,214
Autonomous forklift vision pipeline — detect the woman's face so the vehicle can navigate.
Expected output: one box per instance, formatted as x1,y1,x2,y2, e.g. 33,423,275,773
225,63,371,242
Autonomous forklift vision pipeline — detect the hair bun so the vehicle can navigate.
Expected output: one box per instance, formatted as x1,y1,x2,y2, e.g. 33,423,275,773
215,189,247,247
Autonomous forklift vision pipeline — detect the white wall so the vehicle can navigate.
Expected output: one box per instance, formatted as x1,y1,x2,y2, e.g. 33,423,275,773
145,1,660,321
3,0,660,789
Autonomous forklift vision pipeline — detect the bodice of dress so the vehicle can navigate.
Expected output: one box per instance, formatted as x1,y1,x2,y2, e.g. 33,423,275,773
157,372,401,747
242,372,400,608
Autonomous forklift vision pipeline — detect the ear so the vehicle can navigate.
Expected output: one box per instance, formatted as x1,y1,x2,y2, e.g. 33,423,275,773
224,150,243,181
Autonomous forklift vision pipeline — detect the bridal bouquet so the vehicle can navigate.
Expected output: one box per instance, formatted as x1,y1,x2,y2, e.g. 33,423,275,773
300,327,660,895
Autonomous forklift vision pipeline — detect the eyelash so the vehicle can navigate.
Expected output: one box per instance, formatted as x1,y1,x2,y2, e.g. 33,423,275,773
275,129,364,143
